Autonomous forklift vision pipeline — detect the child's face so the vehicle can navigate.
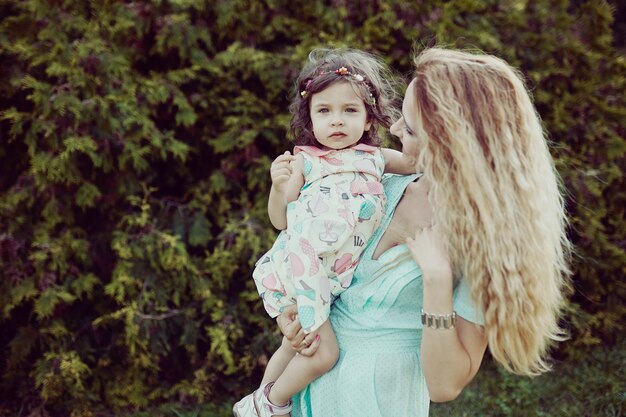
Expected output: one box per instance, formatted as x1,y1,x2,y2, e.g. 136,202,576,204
309,81,372,150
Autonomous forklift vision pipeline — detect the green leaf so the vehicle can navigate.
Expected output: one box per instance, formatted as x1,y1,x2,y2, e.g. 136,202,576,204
70,273,100,298
4,280,38,318
7,326,38,369
34,288,77,319
75,183,102,208
188,213,211,247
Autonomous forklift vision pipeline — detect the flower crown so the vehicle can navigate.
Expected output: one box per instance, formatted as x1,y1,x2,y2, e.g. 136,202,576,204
300,66,377,106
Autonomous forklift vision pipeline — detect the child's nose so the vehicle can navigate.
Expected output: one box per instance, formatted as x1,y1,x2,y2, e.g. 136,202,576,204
331,116,344,126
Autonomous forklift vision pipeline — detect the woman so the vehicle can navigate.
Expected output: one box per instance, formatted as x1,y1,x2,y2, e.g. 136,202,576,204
277,48,570,417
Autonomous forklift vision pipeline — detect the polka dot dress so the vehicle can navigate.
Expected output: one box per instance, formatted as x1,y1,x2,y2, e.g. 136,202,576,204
291,174,485,417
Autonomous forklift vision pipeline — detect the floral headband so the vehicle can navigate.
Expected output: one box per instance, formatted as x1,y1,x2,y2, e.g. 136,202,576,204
300,66,377,106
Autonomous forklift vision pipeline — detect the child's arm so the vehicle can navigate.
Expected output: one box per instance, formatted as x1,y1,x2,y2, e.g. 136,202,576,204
268,151,305,230
381,147,417,175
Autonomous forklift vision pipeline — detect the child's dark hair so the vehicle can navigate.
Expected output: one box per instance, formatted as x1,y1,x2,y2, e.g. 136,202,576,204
289,48,400,147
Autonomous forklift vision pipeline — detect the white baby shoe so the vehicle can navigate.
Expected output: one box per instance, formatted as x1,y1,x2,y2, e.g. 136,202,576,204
233,382,293,417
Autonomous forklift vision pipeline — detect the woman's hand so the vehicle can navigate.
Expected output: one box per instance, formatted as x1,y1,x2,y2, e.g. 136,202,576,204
407,224,487,400
276,305,321,356
405,224,453,285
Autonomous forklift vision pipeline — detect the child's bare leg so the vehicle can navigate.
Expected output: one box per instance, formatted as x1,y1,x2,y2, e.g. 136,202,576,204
261,336,297,386
267,320,339,406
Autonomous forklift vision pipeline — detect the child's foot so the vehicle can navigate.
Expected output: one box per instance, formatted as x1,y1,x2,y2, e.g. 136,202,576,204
232,382,292,417
259,382,292,417
232,391,258,417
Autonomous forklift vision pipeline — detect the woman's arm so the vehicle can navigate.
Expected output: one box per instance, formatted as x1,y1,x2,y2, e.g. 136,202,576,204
420,279,488,401
407,225,488,401
268,152,304,230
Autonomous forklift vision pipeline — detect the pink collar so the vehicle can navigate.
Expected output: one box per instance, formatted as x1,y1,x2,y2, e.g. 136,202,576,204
294,143,379,157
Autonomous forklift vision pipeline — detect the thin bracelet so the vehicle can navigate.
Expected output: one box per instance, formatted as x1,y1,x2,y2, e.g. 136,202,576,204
421,309,457,329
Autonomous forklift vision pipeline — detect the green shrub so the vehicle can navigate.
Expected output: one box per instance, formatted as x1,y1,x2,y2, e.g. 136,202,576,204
0,0,623,415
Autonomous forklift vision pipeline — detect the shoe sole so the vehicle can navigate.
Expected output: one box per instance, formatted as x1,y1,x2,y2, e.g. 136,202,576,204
232,390,261,417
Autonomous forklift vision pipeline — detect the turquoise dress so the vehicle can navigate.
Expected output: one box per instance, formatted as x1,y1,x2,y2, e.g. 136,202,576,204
291,174,485,417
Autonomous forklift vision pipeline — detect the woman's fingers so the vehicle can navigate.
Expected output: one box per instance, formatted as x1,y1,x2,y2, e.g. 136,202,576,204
289,329,307,350
405,224,431,248
406,223,452,281
297,334,321,356
275,305,321,355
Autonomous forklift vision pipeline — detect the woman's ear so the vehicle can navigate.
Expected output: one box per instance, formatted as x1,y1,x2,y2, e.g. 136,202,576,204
365,119,372,131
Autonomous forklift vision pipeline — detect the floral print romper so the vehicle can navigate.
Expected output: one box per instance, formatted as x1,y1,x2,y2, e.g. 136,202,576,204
253,143,386,333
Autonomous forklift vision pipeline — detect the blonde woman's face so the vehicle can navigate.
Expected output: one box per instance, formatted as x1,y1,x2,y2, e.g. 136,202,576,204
390,79,423,165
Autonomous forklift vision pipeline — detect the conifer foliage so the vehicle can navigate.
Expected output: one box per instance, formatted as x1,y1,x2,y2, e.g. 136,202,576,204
0,0,623,415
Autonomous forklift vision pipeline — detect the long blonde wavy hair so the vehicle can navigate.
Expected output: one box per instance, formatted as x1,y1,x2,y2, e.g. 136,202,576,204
411,48,571,375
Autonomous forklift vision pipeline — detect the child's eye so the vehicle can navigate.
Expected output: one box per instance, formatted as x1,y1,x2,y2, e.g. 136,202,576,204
318,108,329,113
346,108,358,113
404,127,414,135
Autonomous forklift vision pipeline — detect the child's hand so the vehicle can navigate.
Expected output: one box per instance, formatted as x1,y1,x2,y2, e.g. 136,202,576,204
406,224,453,285
276,305,303,348
276,305,321,356
270,151,296,194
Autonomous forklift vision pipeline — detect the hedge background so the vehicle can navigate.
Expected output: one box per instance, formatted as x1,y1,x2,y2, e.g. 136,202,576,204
0,0,624,416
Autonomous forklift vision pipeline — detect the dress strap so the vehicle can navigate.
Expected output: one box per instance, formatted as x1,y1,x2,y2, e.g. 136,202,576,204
360,174,420,261
381,173,421,215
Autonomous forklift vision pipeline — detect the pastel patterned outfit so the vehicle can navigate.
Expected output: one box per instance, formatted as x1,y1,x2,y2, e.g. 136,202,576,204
252,144,386,333
291,173,485,417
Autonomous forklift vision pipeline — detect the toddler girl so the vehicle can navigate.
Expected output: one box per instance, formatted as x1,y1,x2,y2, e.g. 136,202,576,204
234,49,414,417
